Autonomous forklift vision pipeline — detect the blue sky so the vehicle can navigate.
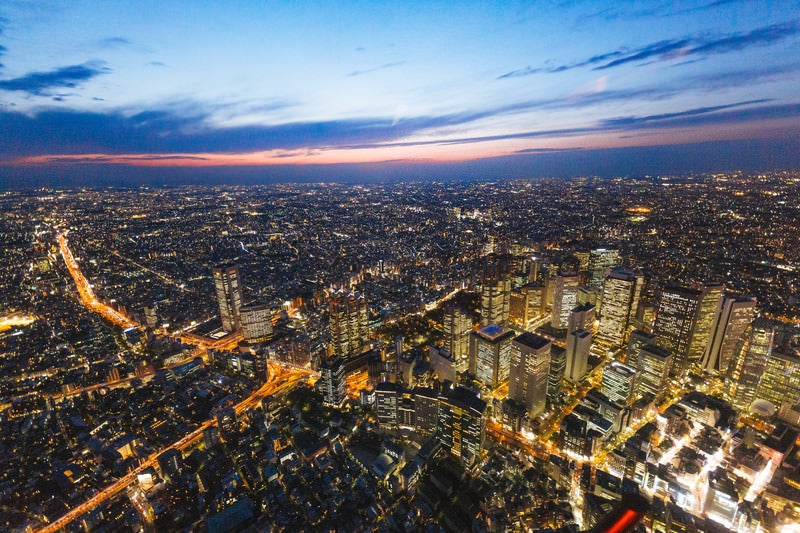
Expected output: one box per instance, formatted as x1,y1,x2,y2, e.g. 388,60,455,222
1,0,799,186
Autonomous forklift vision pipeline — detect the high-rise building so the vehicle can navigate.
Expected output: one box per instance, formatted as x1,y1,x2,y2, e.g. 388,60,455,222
728,319,775,411
442,302,472,370
687,284,724,369
600,361,638,406
588,248,620,288
548,346,566,408
626,330,656,368
653,284,706,377
469,324,515,388
213,263,242,332
701,295,757,374
508,332,551,418
239,302,273,342
509,284,546,331
568,302,596,334
328,290,369,360
755,351,800,412
413,387,439,435
437,385,487,465
566,329,591,383
597,268,644,349
634,345,672,401
480,266,512,327
319,356,347,407
375,381,401,426
552,271,580,330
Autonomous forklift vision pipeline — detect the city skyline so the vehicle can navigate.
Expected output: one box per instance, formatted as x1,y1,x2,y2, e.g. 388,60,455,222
2,0,800,187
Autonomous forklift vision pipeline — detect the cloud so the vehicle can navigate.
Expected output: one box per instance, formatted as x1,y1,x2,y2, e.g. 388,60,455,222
347,61,405,77
598,99,772,127
498,20,800,78
96,37,132,48
0,61,110,96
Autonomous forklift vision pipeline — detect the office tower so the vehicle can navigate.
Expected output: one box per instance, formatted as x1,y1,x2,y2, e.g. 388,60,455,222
626,330,656,368
480,260,512,327
442,302,472,370
507,283,546,329
634,345,672,401
213,263,242,332
429,345,456,383
552,270,580,329
508,332,551,418
328,290,369,359
596,268,644,349
469,324,515,388
577,286,601,307
653,282,723,377
375,381,401,426
601,361,638,406
588,248,620,288
239,302,272,342
437,385,487,465
728,319,775,411
755,351,800,412
687,283,724,368
568,302,596,334
566,329,591,383
701,295,757,374
319,356,347,407
413,387,439,435
548,346,566,407
652,284,703,377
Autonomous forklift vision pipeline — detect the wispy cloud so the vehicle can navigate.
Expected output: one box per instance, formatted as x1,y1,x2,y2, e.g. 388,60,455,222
498,20,799,78
96,36,132,48
347,61,405,77
0,61,110,96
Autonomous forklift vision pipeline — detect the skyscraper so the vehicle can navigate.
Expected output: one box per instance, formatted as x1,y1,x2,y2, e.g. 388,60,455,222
634,344,672,402
600,361,638,406
626,330,656,368
652,284,701,377
469,324,515,389
596,267,644,349
213,263,242,332
548,346,566,408
565,329,591,383
239,302,272,342
442,302,472,370
508,332,551,418
701,295,757,374
588,248,620,288
480,258,512,327
319,355,347,407
328,290,369,360
687,284,724,369
437,385,487,465
552,270,580,330
568,302,596,334
728,319,775,411
755,351,800,412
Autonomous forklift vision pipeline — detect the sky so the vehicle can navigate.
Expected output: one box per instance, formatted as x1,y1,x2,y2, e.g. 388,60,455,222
1,0,799,187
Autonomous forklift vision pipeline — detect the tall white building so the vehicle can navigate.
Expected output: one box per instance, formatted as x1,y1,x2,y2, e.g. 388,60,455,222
600,361,638,406
566,329,591,383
